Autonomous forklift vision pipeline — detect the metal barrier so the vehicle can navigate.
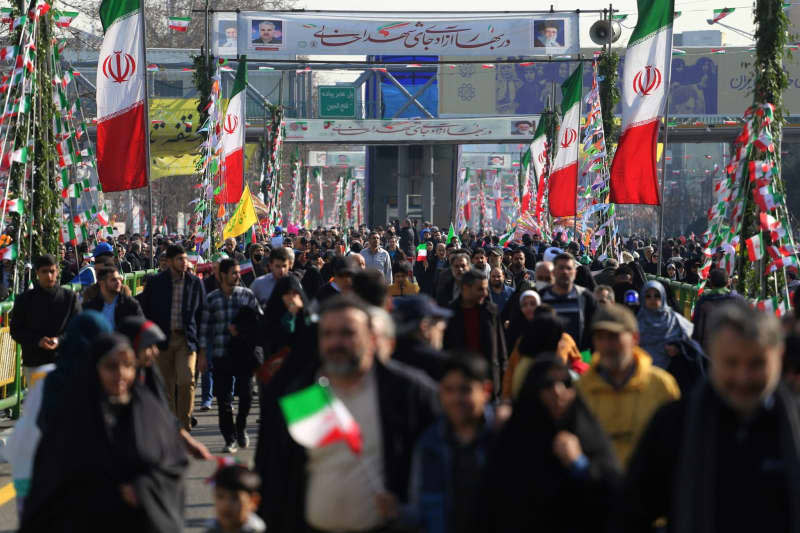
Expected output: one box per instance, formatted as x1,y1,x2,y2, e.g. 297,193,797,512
0,269,155,419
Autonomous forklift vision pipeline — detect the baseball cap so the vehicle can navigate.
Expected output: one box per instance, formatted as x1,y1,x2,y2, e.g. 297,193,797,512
92,242,114,257
591,303,639,334
543,247,564,262
393,295,453,335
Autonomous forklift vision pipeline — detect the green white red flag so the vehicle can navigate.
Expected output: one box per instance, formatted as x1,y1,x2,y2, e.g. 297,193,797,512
167,16,190,32
745,234,764,261
279,383,362,454
54,10,78,27
549,65,582,217
96,0,148,192
610,0,674,205
710,7,734,22
218,58,247,204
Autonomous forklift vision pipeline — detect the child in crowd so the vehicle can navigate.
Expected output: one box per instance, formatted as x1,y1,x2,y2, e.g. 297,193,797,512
206,464,266,533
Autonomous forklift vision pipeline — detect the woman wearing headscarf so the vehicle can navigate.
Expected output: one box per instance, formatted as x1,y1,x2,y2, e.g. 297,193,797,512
501,309,585,401
21,333,188,532
637,280,694,369
5,311,112,514
505,289,541,350
477,357,621,532
257,275,316,386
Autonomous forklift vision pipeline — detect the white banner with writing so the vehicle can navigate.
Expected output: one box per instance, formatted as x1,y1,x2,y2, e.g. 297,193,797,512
236,11,579,57
282,116,541,143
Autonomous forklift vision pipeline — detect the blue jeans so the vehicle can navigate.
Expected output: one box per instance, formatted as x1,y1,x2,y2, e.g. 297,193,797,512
201,358,213,407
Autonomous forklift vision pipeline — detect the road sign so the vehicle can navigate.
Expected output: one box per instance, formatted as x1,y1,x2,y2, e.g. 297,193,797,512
318,86,356,119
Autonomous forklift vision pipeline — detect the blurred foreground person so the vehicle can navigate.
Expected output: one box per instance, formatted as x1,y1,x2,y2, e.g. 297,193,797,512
22,333,188,532
622,302,800,533
476,357,620,532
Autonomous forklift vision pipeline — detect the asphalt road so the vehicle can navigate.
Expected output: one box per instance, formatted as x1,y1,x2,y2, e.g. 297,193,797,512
0,390,258,531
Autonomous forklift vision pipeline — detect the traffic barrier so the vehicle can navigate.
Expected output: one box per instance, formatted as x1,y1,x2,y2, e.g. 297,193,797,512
0,269,156,419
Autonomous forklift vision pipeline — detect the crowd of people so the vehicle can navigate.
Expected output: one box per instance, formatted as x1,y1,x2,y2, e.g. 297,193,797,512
5,218,800,533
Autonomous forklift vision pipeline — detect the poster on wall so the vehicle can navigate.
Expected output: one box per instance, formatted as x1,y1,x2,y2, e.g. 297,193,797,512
237,11,579,58
212,12,238,58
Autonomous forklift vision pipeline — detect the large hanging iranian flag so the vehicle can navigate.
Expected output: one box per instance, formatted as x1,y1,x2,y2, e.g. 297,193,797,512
219,57,247,204
96,0,147,192
548,65,582,217
610,0,674,204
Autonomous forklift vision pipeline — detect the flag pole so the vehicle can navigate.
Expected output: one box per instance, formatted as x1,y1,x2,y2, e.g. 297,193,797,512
656,92,670,277
573,56,582,243
139,0,154,267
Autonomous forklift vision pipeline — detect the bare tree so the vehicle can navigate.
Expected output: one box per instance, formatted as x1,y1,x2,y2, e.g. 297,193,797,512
54,0,297,50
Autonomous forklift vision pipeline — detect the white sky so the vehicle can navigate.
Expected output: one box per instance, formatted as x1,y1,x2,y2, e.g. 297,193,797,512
298,0,764,47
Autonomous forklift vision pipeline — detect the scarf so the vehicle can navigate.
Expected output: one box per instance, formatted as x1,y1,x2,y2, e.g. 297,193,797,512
637,281,692,368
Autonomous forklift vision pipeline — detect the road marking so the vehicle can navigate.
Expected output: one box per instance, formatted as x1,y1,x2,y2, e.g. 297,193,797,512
0,483,15,506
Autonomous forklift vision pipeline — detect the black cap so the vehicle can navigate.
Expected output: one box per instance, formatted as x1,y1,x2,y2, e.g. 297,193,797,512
394,295,453,325
487,247,502,257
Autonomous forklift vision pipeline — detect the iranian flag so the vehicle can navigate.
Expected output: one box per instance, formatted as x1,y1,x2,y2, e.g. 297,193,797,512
416,243,428,261
96,0,148,192
55,10,78,27
746,234,764,261
0,244,17,261
548,65,582,217
279,384,362,454
710,7,734,22
168,16,190,32
219,57,247,204
610,0,674,205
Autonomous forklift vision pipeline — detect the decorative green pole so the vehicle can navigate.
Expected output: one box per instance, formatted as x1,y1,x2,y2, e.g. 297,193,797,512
735,0,790,298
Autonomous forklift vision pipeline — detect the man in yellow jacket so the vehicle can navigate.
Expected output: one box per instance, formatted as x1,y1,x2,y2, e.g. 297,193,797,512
577,303,680,468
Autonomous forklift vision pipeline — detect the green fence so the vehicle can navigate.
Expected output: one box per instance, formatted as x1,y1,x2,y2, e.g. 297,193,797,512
646,275,700,319
0,269,157,418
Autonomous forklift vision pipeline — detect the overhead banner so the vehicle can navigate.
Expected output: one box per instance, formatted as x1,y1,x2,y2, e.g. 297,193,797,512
282,116,540,143
236,11,579,57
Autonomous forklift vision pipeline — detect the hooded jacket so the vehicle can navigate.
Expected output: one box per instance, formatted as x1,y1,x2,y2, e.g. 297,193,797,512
576,347,680,468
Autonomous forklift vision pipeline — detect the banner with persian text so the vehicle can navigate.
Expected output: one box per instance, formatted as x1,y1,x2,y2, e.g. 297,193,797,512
282,116,540,143
236,11,579,58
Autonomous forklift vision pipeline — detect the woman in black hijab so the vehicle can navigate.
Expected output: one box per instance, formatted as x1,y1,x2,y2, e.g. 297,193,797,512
21,333,188,533
477,357,620,533
258,275,316,386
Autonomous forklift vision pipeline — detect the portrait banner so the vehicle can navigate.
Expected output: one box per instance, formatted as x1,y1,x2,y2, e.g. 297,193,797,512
236,11,579,57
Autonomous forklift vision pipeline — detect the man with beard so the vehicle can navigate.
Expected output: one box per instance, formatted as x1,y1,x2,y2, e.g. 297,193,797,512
622,302,800,533
255,295,439,532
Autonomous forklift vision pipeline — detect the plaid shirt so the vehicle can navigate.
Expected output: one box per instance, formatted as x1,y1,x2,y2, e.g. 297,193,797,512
199,286,260,360
170,274,184,331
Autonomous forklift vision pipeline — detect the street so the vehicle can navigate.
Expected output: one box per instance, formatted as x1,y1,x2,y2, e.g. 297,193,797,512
0,393,257,531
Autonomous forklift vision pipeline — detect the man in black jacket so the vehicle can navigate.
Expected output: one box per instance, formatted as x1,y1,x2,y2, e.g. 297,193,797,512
398,218,416,258
139,244,206,430
255,295,439,533
10,254,81,383
82,267,144,329
442,268,508,397
622,302,800,533
434,252,470,307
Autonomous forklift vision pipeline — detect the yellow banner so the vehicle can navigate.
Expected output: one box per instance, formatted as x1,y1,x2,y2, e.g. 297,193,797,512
223,184,258,239
148,98,255,180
